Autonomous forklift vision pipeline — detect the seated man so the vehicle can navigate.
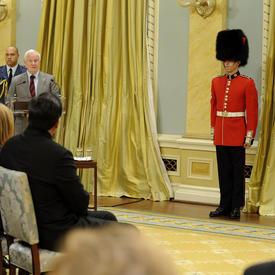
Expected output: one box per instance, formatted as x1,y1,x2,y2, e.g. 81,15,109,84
0,93,118,251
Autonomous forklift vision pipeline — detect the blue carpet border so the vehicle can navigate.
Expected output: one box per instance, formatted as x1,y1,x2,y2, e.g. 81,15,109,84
100,207,275,243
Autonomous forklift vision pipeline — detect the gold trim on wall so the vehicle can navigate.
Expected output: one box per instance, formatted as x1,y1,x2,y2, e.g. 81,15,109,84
0,0,16,65
0,1,8,21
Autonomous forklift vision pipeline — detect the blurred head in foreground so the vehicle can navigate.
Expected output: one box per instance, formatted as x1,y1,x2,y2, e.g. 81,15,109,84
28,92,62,133
50,224,177,275
0,103,14,147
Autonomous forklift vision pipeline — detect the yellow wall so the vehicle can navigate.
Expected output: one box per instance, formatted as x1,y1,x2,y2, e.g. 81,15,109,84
185,0,227,137
0,0,16,65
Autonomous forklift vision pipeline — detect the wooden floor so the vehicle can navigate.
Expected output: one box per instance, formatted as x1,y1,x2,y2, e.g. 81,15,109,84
95,196,275,226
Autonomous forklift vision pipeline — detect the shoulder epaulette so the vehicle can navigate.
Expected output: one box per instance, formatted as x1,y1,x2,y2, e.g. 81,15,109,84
240,74,252,79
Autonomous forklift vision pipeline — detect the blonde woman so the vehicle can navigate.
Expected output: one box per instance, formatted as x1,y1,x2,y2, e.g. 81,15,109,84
50,225,177,275
0,103,14,150
0,103,14,270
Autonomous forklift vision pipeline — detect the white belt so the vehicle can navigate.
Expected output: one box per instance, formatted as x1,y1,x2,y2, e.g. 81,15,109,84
216,111,245,117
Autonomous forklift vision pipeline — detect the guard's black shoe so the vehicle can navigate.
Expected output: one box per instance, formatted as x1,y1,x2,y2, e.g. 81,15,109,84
209,207,228,217
229,208,240,219
2,256,9,269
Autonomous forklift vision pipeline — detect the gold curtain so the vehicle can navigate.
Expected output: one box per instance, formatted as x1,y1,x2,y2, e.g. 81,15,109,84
37,0,172,201
245,1,275,214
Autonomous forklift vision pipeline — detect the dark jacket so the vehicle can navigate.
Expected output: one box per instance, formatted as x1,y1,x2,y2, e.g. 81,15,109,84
0,64,27,104
0,126,89,249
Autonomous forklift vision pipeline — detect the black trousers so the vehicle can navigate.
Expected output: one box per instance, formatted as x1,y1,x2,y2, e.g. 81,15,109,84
216,145,245,211
39,210,119,251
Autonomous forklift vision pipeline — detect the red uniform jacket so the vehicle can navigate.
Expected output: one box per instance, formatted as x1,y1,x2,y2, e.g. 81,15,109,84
211,72,258,146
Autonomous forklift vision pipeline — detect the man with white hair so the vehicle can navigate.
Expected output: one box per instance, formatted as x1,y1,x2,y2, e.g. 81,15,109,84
6,49,60,134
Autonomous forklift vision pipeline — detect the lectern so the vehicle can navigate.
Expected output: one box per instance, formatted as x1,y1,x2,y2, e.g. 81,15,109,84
10,98,30,135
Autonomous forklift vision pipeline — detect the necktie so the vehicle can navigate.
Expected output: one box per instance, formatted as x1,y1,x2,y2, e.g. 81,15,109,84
29,75,36,97
8,68,12,88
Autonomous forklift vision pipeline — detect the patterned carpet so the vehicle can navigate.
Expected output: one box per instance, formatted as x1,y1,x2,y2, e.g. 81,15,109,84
102,207,275,275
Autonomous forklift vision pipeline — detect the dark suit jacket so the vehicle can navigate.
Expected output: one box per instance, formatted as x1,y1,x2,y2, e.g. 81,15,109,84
0,126,90,250
244,261,275,275
0,64,26,103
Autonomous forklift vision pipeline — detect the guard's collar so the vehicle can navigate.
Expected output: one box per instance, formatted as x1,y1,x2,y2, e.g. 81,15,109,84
227,71,240,80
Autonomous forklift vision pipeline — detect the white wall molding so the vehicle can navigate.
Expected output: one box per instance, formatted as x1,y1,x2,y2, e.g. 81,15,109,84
172,183,220,205
187,157,213,180
158,134,258,155
171,183,248,205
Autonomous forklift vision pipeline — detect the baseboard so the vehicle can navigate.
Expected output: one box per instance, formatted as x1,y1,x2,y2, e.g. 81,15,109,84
172,183,220,205
172,183,249,205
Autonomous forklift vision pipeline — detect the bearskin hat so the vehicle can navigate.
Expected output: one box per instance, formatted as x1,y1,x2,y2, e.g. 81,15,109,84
216,29,249,67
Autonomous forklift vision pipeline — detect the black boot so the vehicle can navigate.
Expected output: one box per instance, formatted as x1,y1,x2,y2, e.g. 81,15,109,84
229,208,240,219
209,207,229,217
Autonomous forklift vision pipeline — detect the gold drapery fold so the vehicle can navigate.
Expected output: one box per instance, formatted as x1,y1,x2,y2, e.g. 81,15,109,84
37,0,172,201
245,1,275,215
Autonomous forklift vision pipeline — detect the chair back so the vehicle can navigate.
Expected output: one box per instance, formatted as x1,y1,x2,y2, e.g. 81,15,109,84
0,166,39,244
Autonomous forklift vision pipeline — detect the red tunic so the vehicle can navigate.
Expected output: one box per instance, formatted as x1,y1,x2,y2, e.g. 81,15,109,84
211,73,258,146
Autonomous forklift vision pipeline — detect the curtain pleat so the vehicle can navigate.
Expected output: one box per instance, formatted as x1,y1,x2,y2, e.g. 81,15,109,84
37,0,172,201
245,1,275,215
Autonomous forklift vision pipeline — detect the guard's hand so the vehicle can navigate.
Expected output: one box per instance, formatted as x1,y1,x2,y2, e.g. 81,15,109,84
244,143,251,149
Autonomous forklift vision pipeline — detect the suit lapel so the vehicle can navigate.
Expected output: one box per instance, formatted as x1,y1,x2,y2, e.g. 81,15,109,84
20,73,30,98
14,65,24,76
37,72,44,95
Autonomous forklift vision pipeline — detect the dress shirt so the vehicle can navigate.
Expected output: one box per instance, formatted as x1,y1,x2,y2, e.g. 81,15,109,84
6,64,19,77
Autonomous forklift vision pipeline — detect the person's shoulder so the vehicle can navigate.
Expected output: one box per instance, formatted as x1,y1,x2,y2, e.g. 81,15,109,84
239,74,254,81
17,64,27,72
0,135,21,154
13,72,27,81
39,71,54,79
212,74,226,84
49,139,73,157
0,65,6,76
240,74,252,79
239,74,255,85
5,134,21,144
212,74,226,80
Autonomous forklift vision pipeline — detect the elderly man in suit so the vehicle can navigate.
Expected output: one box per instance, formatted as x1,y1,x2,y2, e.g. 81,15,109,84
7,49,60,134
0,46,26,104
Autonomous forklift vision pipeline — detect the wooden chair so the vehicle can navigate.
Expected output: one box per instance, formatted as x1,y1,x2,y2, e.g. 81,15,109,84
0,166,60,275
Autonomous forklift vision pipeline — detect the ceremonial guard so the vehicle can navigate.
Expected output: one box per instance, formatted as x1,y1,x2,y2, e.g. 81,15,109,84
209,29,258,219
